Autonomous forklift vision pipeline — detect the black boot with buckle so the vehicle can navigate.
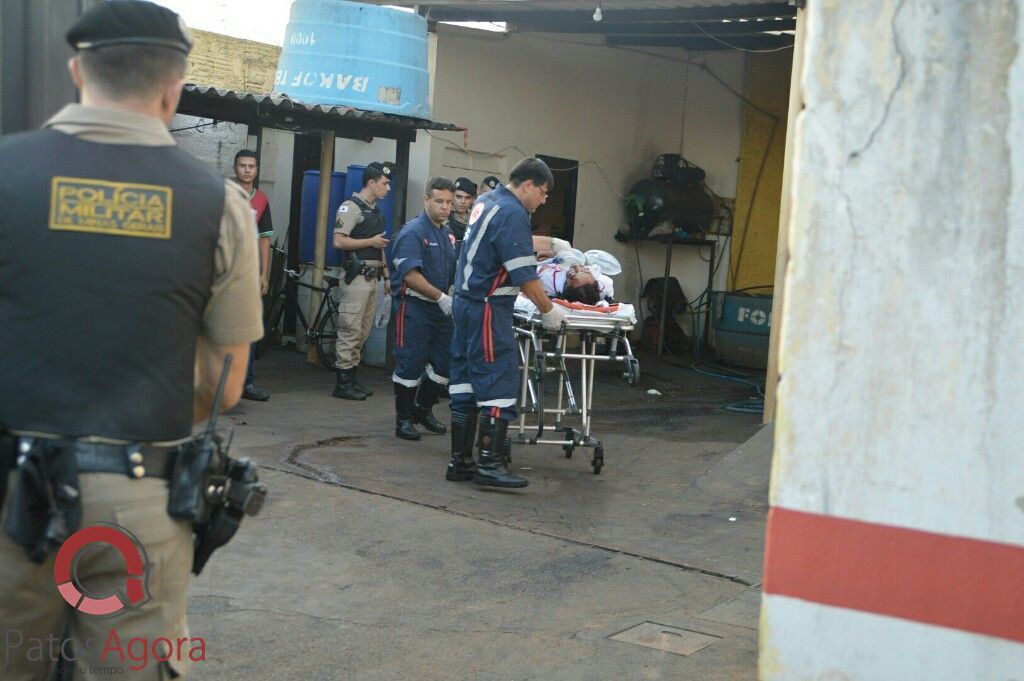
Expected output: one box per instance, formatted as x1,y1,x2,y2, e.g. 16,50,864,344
332,368,366,401
472,414,527,489
414,379,447,434
394,384,421,441
445,408,478,481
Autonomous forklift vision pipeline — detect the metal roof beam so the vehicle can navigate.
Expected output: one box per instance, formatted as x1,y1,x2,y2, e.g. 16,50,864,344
513,17,796,35
607,33,794,50
424,2,795,24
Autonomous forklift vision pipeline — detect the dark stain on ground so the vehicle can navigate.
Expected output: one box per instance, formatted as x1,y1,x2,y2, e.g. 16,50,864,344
286,435,365,483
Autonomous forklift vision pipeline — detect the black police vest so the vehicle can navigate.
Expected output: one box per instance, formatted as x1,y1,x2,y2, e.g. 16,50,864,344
347,194,386,262
0,129,224,442
448,213,469,241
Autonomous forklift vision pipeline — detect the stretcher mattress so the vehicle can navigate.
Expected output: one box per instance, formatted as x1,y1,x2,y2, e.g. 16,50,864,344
514,295,637,324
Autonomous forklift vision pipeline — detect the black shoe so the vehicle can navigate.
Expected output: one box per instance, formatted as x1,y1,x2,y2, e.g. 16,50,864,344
394,384,421,440
445,409,478,482
332,369,366,401
472,415,527,488
242,383,270,401
414,406,447,434
351,368,373,397
414,378,447,434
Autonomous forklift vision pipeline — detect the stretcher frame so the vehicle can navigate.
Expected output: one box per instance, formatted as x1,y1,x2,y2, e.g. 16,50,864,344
512,309,640,474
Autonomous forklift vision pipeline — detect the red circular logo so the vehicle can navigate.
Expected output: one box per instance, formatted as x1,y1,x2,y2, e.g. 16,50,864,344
469,202,485,225
54,523,150,616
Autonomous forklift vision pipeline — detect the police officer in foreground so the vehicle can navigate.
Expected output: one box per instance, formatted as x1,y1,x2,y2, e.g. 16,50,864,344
389,177,458,441
331,162,392,400
0,2,262,679
446,158,567,488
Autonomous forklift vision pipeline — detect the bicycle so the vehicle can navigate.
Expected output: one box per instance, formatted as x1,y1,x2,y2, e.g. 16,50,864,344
259,262,342,371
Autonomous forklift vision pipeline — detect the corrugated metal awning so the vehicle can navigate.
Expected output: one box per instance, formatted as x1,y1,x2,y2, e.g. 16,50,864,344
177,84,461,141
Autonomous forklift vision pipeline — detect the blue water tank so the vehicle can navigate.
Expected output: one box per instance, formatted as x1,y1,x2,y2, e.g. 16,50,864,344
299,170,346,266
274,0,430,119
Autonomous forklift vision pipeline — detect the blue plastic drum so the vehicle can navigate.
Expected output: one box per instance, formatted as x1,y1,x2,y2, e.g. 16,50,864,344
274,0,430,119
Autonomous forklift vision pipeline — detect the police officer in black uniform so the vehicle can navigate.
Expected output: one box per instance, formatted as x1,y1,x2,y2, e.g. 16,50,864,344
449,177,477,244
0,3,262,678
331,161,393,400
480,175,501,194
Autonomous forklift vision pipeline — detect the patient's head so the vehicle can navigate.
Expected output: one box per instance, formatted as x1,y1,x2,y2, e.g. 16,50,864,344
562,266,601,305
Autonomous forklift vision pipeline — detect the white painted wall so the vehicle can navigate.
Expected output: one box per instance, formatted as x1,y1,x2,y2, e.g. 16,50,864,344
425,26,745,314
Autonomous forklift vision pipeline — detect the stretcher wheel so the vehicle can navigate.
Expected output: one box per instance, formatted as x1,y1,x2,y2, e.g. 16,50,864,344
591,445,604,475
624,358,640,386
563,427,575,458
564,446,573,459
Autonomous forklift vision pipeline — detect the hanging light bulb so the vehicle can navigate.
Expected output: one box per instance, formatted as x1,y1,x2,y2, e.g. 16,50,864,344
593,4,603,21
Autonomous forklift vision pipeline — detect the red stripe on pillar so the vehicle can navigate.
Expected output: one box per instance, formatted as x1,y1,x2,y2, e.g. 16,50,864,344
763,507,1024,644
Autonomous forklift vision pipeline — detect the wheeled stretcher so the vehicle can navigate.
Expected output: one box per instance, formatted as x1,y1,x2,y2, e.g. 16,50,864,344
511,298,640,474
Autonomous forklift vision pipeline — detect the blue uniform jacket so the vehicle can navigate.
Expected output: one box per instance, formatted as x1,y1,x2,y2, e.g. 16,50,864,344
390,211,457,299
454,184,538,302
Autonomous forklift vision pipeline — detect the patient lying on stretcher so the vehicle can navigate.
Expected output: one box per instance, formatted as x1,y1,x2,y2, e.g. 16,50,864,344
529,236,620,307
537,259,614,306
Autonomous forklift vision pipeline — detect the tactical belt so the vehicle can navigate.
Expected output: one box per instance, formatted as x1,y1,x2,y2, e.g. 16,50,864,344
15,438,179,480
73,442,179,480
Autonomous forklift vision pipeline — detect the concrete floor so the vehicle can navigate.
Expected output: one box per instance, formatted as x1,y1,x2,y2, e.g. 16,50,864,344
186,347,770,680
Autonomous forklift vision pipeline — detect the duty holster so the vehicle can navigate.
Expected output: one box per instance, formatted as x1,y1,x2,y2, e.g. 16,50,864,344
1,436,82,563
342,256,367,285
166,355,267,575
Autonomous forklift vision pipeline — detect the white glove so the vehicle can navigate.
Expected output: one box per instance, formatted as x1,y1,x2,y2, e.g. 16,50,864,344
540,303,567,331
436,292,453,317
550,237,572,254
374,294,392,328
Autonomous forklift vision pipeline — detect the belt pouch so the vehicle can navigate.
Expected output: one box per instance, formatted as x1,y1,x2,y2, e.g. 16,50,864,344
167,437,213,522
3,440,82,563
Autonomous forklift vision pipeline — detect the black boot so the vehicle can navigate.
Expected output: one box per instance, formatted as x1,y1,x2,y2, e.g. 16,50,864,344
332,368,366,401
472,415,527,488
414,379,447,434
445,409,478,481
394,384,421,440
351,367,373,397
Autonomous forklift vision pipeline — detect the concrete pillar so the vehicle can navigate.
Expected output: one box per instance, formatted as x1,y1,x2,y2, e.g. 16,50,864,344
760,1,1024,678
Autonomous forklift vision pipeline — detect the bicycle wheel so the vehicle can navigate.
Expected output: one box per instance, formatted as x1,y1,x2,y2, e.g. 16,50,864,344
315,305,340,371
257,294,286,359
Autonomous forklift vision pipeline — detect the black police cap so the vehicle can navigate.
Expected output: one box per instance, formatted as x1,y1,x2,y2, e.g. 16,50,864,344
66,0,193,54
481,176,501,191
364,162,394,181
454,177,478,195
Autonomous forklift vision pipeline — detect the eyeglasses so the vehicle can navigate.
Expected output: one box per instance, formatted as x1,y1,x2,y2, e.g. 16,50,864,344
538,186,550,198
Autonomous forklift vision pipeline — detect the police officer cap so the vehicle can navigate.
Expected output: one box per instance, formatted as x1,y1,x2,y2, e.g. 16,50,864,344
481,176,501,191
66,0,193,54
454,177,478,195
364,161,394,182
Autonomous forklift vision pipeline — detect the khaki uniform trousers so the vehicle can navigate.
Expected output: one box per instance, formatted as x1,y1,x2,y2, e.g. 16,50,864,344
333,273,378,370
0,474,193,680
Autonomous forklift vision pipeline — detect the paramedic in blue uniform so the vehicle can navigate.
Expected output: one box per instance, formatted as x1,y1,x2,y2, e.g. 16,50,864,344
390,177,458,441
446,158,567,489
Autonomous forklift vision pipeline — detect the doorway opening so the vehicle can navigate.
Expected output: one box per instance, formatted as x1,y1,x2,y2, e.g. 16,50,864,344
532,154,578,243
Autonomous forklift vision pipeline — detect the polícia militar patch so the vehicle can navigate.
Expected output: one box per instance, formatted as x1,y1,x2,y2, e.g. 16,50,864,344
49,177,173,239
